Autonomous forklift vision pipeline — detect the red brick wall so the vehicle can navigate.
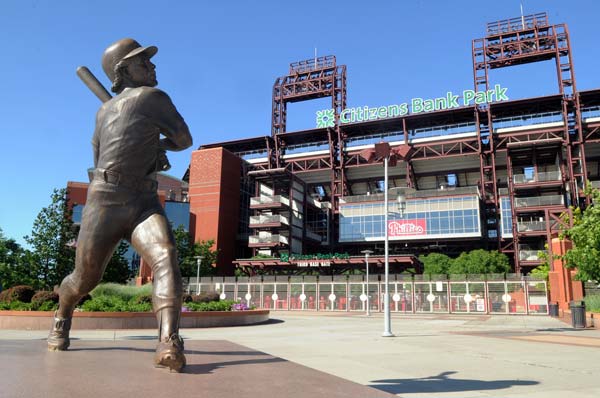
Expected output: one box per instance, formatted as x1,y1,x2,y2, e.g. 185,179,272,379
549,238,584,310
67,179,174,208
66,181,89,208
188,148,241,275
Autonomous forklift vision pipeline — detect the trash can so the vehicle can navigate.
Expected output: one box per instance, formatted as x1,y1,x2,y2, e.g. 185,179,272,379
549,302,559,317
570,301,586,328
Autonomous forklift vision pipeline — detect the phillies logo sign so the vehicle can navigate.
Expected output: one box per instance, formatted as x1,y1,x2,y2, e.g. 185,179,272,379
388,219,426,236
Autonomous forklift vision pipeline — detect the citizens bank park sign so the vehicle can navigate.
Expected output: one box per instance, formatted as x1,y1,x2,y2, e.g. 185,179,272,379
315,85,509,128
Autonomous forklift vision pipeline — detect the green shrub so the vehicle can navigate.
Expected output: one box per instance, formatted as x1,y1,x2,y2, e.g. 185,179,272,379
186,300,235,312
90,283,152,301
125,300,152,312
584,294,600,313
81,295,128,312
8,301,33,311
33,301,59,311
77,294,92,306
132,294,152,305
80,294,154,312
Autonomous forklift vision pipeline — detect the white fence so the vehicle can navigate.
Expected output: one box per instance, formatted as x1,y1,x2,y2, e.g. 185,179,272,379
186,275,549,315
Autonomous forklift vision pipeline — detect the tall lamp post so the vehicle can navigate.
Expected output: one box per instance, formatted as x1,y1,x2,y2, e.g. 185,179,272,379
194,255,204,294
373,142,395,337
361,249,374,316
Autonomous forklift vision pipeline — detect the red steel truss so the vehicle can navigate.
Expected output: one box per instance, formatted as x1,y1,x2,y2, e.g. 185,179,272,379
471,12,585,273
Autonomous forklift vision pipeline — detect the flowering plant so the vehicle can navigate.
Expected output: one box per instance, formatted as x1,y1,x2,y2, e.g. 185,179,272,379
231,303,250,311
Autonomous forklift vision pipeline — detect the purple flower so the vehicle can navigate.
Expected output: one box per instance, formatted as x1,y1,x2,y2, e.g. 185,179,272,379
182,306,190,312
231,303,249,311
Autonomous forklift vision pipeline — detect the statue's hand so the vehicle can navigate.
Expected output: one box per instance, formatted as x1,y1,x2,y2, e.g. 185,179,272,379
156,150,172,171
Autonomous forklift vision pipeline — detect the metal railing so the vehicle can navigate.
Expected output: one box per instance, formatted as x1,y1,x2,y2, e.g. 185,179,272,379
248,234,289,245
519,250,546,261
514,195,563,208
342,186,479,204
249,214,289,226
513,171,561,184
290,55,336,73
250,195,290,206
517,221,546,232
493,111,562,130
486,12,548,35
185,275,548,315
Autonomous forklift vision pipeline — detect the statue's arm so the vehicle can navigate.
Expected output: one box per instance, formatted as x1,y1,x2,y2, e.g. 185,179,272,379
146,89,193,152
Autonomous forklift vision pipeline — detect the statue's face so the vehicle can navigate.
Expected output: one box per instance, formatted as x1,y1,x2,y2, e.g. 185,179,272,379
125,55,157,87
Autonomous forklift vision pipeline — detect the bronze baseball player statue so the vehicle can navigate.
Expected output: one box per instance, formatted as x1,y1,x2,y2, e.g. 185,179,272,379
48,38,192,373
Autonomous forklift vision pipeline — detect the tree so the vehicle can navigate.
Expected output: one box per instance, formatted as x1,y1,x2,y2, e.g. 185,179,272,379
560,185,600,282
449,249,510,275
25,188,76,289
173,225,217,278
101,240,133,284
0,229,37,290
420,253,452,275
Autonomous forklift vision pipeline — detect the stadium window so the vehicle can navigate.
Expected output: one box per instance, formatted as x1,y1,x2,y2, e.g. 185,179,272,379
446,174,457,187
524,166,534,182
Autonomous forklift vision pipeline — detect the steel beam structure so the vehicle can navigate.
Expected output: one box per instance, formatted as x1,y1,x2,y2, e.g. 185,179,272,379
472,12,585,271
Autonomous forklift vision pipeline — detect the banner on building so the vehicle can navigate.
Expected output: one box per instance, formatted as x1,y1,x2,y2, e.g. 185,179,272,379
388,219,426,237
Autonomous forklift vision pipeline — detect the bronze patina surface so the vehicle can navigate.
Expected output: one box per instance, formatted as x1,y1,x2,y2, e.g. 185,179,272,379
48,38,193,372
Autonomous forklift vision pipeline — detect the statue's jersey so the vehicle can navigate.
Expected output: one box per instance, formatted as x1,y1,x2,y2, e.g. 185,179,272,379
92,86,188,178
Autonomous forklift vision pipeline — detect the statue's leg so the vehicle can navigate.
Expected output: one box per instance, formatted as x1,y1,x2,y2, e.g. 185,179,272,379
131,212,185,372
48,197,122,351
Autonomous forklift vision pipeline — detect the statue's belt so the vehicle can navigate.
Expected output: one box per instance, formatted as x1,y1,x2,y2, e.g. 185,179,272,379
93,168,158,192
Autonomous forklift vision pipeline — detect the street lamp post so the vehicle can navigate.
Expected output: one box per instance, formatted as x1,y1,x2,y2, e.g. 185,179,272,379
361,249,374,316
194,256,204,294
382,154,394,337
372,141,395,337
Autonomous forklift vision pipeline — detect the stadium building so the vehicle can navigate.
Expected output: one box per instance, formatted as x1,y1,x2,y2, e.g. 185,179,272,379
184,12,600,276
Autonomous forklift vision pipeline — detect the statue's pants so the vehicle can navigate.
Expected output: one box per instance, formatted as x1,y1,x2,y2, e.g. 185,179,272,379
57,179,182,339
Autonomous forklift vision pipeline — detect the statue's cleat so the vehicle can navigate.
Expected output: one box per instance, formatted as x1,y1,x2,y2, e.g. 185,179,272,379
47,312,72,351
154,334,186,372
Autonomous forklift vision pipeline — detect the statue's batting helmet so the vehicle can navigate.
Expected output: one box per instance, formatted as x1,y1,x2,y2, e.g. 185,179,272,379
102,38,157,83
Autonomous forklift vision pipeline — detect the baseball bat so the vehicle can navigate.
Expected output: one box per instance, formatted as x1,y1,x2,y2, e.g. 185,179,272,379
76,66,112,103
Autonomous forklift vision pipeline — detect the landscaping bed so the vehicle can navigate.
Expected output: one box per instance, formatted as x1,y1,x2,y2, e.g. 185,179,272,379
0,283,269,330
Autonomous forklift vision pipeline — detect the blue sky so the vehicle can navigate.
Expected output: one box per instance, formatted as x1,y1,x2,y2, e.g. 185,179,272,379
1,0,598,246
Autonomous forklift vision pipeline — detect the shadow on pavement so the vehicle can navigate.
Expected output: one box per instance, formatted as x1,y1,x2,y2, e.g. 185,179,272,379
535,327,585,332
122,335,156,340
69,346,154,353
370,371,538,394
184,357,285,375
242,318,285,326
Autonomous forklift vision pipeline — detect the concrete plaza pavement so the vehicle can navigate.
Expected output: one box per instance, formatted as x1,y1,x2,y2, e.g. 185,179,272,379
1,312,599,397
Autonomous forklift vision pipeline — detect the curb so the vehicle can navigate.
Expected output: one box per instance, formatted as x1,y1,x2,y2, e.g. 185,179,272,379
0,309,270,330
